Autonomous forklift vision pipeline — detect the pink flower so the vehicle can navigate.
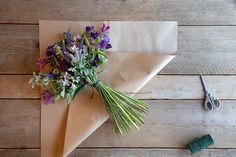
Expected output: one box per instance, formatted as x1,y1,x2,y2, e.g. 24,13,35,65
102,23,110,32
37,59,47,69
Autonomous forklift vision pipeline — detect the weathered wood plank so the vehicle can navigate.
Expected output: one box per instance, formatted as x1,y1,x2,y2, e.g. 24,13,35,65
0,25,38,74
70,148,236,157
0,149,40,157
1,99,236,148
179,26,236,53
162,26,236,74
0,100,39,148
1,0,236,25
136,100,236,126
82,123,236,148
1,148,236,157
0,75,40,98
1,75,235,99
1,25,236,74
161,52,236,74
139,75,236,99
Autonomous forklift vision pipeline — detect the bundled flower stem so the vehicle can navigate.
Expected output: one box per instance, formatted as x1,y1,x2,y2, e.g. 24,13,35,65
87,71,148,134
97,82,148,134
30,24,148,135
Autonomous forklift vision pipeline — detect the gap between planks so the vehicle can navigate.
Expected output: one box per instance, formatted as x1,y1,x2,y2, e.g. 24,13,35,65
1,75,236,99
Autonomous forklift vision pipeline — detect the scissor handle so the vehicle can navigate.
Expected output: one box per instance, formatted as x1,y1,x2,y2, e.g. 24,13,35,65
204,94,214,111
213,98,220,108
204,93,220,111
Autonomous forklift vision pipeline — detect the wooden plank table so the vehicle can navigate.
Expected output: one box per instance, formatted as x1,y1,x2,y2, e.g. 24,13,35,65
0,0,236,156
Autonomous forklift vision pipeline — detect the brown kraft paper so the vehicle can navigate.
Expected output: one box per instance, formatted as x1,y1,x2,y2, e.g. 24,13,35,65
39,20,177,157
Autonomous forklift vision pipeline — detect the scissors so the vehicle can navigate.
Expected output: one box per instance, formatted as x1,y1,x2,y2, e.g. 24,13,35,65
200,75,220,111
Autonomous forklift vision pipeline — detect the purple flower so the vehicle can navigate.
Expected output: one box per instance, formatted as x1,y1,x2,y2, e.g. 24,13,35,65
45,46,56,57
83,79,88,85
105,43,112,49
47,73,57,79
92,54,100,67
102,23,110,32
103,35,110,43
59,60,69,72
100,40,106,49
91,32,100,39
66,30,71,47
86,26,94,32
42,90,55,105
37,59,47,69
100,35,111,49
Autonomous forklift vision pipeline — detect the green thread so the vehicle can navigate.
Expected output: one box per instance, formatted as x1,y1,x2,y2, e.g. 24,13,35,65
92,80,101,88
187,134,214,154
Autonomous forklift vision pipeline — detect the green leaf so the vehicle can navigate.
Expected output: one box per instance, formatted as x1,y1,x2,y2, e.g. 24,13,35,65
84,34,90,48
55,94,61,101
66,93,72,104
97,50,107,58
61,86,65,97
72,84,84,98
83,68,90,76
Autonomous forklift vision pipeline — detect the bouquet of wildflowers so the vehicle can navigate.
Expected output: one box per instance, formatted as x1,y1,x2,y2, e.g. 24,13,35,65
30,24,148,135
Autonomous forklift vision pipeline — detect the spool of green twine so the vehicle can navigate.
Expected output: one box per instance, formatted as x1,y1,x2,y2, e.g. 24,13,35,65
187,134,214,154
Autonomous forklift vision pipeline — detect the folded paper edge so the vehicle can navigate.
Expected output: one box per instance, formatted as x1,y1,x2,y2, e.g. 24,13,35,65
62,53,176,157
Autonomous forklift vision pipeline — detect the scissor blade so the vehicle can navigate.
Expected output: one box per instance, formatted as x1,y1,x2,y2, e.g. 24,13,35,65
200,75,209,92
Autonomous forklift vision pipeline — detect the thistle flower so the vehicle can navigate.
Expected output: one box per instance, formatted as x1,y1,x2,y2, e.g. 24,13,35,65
59,60,68,72
42,90,55,105
45,46,56,57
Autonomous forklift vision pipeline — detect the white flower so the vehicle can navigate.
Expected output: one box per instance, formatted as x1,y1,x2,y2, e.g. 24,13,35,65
64,51,77,63
62,72,71,86
73,34,80,41
75,76,80,83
